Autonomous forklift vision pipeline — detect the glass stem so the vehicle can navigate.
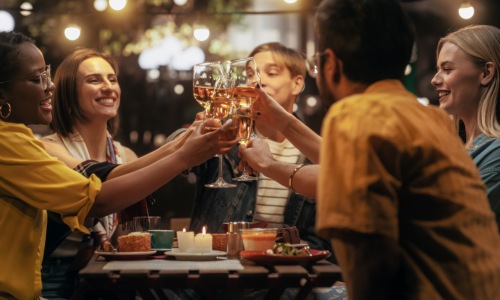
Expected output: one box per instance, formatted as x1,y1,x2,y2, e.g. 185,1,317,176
218,155,224,180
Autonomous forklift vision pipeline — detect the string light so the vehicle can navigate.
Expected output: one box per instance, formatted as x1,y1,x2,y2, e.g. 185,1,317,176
173,0,188,6
94,0,108,12
20,2,33,16
64,25,81,41
109,0,126,11
0,11,15,31
458,1,474,19
193,26,210,41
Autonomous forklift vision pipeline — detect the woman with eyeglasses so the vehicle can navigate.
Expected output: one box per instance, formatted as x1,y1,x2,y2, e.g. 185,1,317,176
0,31,234,299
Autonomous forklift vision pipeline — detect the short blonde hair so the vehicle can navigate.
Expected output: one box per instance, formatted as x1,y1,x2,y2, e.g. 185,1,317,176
248,42,306,78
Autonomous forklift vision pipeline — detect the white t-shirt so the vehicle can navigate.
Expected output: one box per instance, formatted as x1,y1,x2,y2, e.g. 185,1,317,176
254,138,301,228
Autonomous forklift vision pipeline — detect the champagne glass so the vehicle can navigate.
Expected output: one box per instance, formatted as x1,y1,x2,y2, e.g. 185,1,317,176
204,75,238,188
228,57,260,181
193,61,225,115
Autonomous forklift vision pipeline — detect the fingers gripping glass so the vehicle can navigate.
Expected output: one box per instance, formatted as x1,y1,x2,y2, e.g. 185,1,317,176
305,52,326,78
228,57,261,182
0,65,52,89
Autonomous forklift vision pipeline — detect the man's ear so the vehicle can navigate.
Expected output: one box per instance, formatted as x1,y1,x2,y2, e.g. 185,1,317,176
323,48,342,84
481,62,496,86
291,75,305,96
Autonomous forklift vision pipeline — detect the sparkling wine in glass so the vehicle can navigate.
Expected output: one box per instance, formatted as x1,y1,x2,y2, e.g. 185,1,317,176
228,57,260,181
204,76,237,188
193,61,225,114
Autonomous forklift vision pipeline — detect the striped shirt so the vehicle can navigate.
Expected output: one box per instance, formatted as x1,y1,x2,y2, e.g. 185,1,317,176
254,138,301,228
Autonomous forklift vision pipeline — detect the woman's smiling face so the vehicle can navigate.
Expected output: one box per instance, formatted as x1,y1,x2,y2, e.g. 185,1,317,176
1,42,54,125
76,57,121,123
431,42,484,119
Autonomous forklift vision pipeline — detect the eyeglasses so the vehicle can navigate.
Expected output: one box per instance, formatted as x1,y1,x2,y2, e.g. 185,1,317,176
0,65,52,90
305,52,326,78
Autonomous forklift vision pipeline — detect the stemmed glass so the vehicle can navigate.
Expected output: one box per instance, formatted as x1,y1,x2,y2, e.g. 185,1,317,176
193,62,225,115
228,57,261,181
203,74,238,188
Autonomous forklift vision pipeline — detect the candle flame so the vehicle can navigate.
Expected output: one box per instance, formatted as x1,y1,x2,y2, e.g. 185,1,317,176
202,226,206,235
182,228,186,232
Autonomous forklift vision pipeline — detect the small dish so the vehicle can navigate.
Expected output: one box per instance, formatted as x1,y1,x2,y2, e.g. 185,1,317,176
165,249,227,261
240,249,331,265
95,250,157,261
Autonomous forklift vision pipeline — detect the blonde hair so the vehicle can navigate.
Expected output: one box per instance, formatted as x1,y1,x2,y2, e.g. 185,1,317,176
248,42,306,78
436,25,500,138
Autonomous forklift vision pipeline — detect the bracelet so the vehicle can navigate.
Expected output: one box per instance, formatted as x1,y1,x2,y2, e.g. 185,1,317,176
288,164,306,193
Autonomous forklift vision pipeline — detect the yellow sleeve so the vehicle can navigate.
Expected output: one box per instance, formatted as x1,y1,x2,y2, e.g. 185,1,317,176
0,123,99,233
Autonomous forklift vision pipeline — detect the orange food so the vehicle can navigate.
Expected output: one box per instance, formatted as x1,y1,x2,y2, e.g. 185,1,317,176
117,232,151,252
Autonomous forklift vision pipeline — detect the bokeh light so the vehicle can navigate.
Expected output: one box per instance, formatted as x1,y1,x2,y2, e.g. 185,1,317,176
20,2,33,16
94,0,108,11
173,0,188,6
64,25,81,41
109,0,126,11
193,27,210,42
0,11,15,32
458,3,474,19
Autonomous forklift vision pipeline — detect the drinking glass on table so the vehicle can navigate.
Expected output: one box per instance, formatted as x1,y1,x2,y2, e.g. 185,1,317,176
133,216,160,232
204,75,238,188
228,57,261,181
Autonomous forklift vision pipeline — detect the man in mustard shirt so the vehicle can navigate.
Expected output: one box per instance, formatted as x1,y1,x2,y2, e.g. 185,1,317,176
239,0,500,299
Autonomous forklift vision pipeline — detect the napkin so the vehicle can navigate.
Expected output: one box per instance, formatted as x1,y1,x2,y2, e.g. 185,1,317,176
103,259,244,271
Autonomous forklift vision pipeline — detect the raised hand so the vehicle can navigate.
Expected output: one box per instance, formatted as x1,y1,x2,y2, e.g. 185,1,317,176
238,137,276,175
178,120,238,169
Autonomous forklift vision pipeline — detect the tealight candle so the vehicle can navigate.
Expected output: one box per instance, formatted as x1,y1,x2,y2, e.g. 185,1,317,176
194,226,212,253
177,228,195,252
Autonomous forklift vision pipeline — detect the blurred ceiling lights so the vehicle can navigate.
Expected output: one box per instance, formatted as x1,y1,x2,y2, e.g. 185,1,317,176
173,0,188,6
193,25,210,41
64,25,81,41
0,11,15,32
458,1,474,19
93,0,108,12
20,2,32,16
109,0,127,11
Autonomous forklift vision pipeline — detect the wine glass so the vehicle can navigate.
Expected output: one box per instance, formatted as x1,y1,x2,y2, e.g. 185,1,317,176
204,75,238,188
193,61,225,115
228,57,260,181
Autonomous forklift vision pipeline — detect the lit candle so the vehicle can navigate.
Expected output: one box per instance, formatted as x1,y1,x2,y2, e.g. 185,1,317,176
177,228,195,252
194,226,212,253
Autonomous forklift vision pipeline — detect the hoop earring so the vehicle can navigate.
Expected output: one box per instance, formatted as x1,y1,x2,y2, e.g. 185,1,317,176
0,100,12,119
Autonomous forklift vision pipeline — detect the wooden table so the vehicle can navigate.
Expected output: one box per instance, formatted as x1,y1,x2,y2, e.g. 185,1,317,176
79,254,342,300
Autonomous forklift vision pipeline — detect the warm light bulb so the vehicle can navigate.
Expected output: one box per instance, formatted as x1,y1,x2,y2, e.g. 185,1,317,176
20,2,33,16
284,0,298,3
94,0,108,11
458,3,474,19
0,11,15,31
109,0,126,11
173,0,188,5
194,27,210,41
64,25,81,41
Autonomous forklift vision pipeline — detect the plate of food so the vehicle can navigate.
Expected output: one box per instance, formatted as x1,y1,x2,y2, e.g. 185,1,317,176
95,250,157,261
240,243,331,265
165,249,227,261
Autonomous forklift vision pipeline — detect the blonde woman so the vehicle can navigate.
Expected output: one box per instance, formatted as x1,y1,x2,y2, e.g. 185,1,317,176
432,25,500,230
